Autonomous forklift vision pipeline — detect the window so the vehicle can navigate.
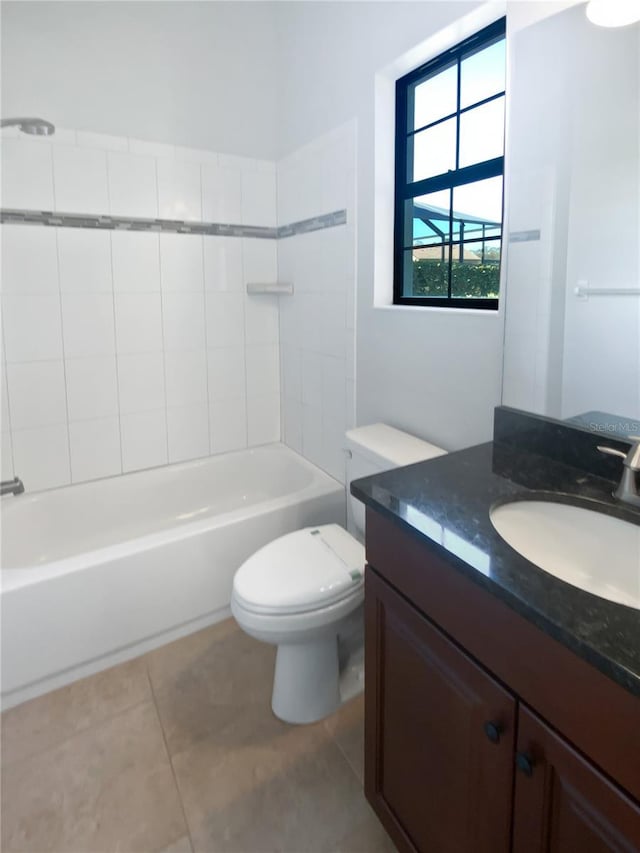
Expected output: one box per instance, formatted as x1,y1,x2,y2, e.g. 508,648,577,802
394,18,506,310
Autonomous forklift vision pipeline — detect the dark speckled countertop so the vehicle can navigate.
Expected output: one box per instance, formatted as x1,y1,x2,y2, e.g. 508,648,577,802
351,442,640,698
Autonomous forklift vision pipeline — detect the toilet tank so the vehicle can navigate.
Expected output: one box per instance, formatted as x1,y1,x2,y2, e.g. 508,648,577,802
345,423,447,538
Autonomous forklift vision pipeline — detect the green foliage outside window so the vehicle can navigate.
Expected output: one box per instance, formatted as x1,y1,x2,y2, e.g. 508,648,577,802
412,258,500,299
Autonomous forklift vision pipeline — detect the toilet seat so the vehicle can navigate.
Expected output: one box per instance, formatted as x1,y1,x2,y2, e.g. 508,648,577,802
232,524,365,616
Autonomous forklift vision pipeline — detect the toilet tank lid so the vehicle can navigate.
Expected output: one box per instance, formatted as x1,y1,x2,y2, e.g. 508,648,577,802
345,423,447,468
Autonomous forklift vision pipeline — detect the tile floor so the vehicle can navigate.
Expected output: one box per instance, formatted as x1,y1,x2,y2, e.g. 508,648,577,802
1,619,395,853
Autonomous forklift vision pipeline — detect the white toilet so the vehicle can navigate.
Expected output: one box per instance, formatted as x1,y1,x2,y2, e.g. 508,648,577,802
231,424,446,724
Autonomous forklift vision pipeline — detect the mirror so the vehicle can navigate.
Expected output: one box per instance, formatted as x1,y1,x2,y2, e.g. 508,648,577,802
502,3,640,428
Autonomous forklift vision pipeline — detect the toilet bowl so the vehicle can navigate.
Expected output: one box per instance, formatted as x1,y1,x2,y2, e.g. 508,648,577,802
231,524,365,724
231,424,447,724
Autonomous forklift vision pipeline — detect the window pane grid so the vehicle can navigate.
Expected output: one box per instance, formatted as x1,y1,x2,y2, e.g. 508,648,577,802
394,17,506,309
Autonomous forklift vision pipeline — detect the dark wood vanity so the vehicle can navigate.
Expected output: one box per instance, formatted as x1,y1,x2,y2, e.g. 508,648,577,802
363,508,640,853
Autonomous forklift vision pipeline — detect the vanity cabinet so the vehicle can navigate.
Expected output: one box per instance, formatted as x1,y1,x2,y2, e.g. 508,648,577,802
364,510,640,853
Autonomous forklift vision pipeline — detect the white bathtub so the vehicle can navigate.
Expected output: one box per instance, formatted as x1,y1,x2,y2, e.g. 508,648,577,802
0,444,345,709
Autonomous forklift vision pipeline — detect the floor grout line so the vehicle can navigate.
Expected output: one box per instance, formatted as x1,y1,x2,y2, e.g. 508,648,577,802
145,666,195,853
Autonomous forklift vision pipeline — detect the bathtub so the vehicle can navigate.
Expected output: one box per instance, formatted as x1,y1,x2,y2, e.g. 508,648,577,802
0,444,345,709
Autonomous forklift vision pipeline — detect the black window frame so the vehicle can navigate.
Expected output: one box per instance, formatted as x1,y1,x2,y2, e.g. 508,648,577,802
393,17,506,311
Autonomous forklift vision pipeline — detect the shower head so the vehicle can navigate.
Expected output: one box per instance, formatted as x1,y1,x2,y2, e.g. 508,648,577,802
0,117,55,136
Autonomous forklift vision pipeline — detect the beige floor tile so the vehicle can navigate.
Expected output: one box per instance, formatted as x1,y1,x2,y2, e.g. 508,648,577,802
170,703,375,853
149,619,276,756
323,693,365,783
157,835,193,853
1,701,187,853
1,657,151,766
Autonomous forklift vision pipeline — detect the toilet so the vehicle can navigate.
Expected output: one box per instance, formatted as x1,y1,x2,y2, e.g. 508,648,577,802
231,424,446,724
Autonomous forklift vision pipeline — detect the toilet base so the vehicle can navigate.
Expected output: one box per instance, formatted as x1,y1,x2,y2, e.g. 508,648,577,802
272,636,341,724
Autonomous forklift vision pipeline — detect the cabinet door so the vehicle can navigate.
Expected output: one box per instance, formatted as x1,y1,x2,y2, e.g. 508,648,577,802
513,706,640,852
365,568,516,853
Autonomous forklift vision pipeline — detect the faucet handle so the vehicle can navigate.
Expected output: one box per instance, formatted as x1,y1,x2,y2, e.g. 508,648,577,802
597,445,628,460
598,437,640,470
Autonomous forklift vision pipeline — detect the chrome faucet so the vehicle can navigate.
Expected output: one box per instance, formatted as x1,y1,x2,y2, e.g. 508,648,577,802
598,438,640,509
1,476,25,496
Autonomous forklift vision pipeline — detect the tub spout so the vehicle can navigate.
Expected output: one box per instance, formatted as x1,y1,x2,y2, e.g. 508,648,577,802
1,477,25,496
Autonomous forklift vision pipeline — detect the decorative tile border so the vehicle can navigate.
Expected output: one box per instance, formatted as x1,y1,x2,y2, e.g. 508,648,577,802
508,229,541,243
0,208,347,239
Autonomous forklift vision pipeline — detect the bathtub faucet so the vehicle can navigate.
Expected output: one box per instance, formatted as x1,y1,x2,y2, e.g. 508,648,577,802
1,477,25,496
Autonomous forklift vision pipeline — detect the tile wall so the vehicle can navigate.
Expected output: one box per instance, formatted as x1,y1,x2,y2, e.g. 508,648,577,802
0,130,280,490
277,121,357,483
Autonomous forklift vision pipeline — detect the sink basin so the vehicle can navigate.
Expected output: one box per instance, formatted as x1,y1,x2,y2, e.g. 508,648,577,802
490,500,640,609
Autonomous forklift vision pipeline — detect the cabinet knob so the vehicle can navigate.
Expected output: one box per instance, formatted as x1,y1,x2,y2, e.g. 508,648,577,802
483,721,503,744
516,752,534,777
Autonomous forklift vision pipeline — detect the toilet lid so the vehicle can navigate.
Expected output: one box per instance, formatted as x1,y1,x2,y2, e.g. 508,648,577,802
233,524,366,614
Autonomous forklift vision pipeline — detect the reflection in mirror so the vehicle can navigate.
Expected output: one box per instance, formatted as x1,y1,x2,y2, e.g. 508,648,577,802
502,4,640,424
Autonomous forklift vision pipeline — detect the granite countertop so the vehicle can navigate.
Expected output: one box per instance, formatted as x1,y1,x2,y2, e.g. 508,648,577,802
351,442,640,698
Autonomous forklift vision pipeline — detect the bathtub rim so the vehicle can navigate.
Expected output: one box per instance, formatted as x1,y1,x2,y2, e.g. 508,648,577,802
1,443,344,588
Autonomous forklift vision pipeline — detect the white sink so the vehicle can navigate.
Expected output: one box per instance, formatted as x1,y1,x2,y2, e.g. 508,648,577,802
490,500,640,609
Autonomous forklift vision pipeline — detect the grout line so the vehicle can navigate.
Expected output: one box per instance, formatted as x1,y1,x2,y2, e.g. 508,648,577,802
108,230,124,476
157,234,171,464
53,227,73,485
145,667,196,853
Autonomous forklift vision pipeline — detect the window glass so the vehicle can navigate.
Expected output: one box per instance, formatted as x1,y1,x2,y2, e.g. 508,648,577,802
460,39,506,109
412,64,457,131
451,239,501,299
458,97,505,168
452,177,503,230
411,189,452,247
405,246,451,299
412,118,456,182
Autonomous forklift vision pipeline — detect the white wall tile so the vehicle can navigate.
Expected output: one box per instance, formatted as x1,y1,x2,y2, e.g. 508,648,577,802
207,346,246,400
2,293,63,362
246,344,280,398
159,234,204,292
247,392,280,446
157,159,202,221
121,410,168,472
241,170,277,227
301,350,323,408
301,403,323,468
164,350,207,407
209,394,247,454
174,146,218,166
206,292,244,347
322,355,346,426
129,139,175,159
281,345,302,402
57,229,112,292
1,226,59,293
244,295,279,345
117,352,166,414
111,232,161,292
1,363,11,431
53,146,109,214
69,417,121,482
76,131,128,152
115,293,163,354
167,403,209,463
242,239,277,285
1,139,55,210
6,361,67,429
161,292,206,352
203,237,243,291
1,430,14,480
12,424,71,492
61,293,115,357
282,397,303,454
107,151,158,218
201,164,242,223
65,356,118,421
